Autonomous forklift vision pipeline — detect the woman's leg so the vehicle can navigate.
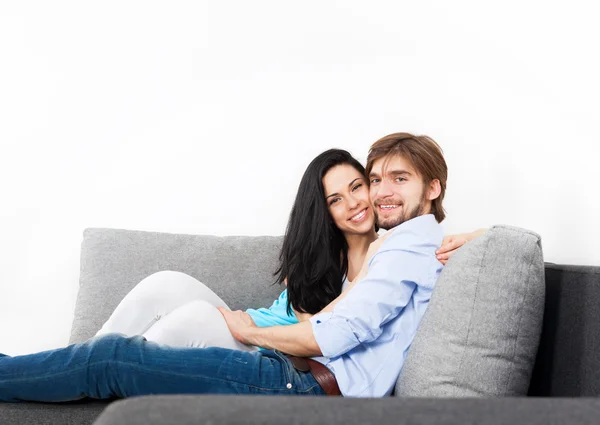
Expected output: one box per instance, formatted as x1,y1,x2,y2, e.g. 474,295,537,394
142,300,258,352
96,271,229,336
0,334,325,402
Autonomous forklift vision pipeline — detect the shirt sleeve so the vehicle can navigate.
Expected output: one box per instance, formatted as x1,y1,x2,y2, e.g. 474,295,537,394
309,230,434,358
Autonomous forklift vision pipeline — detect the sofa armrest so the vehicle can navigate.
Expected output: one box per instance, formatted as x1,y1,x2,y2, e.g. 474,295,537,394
93,395,600,425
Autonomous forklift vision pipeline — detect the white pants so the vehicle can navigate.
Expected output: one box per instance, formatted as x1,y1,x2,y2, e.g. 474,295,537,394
96,271,258,352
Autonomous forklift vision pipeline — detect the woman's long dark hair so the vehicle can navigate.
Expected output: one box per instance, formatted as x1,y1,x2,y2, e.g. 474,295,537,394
275,149,368,315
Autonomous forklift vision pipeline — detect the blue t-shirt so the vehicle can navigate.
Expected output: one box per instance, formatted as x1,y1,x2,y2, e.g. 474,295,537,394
245,289,299,327
245,277,351,328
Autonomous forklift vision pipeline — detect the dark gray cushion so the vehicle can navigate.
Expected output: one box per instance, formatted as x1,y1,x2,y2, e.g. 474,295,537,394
70,228,283,344
92,395,600,425
529,264,600,396
397,225,545,396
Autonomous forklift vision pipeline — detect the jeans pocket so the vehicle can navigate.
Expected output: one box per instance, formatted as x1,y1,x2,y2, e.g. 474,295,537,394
269,350,322,394
270,350,299,390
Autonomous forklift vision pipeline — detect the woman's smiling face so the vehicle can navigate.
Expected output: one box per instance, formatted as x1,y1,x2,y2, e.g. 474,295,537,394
322,164,375,237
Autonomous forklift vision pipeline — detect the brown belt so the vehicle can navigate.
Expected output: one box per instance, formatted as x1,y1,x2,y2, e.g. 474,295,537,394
285,355,342,396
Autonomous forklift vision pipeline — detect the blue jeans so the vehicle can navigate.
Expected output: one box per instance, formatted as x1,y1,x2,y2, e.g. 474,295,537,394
0,334,325,402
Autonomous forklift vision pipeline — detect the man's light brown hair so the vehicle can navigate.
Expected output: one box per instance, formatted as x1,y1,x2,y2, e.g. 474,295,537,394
365,132,448,222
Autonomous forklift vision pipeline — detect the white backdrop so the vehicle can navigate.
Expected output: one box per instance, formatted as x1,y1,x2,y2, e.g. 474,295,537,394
1,0,598,355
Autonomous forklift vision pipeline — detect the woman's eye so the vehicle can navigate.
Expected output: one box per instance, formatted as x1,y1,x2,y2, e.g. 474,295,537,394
352,183,363,192
330,198,341,205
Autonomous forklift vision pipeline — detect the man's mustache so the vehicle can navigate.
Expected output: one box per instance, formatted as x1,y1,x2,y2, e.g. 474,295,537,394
372,199,404,207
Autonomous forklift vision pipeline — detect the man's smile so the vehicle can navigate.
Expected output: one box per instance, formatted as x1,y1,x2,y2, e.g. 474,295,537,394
377,204,402,212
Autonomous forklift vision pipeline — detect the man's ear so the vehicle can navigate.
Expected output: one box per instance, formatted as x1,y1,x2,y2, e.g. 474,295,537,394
426,179,441,201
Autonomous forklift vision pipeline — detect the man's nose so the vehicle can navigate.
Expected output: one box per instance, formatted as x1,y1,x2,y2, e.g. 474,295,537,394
376,179,394,198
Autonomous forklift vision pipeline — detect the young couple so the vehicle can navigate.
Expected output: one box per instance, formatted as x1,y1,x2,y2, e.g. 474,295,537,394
0,132,482,401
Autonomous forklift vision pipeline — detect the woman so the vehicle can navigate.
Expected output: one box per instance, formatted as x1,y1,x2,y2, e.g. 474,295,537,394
96,149,473,351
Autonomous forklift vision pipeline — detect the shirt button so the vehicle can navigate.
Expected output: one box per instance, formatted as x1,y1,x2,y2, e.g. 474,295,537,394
286,383,292,389
316,320,321,324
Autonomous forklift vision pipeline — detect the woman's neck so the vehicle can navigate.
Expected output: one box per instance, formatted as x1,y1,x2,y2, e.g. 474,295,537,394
346,230,378,253
345,229,378,281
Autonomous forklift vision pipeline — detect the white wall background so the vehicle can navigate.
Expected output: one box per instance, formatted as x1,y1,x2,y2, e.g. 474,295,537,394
1,0,598,355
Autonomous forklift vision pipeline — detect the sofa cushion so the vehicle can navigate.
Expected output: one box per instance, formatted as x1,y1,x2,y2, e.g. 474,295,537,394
92,395,600,425
396,225,545,396
70,228,283,344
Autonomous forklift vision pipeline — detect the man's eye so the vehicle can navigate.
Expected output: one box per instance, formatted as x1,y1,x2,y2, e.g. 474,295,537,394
395,177,406,182
352,183,363,192
370,178,380,184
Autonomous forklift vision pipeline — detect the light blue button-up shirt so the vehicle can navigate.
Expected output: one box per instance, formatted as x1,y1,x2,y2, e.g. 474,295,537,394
309,214,443,397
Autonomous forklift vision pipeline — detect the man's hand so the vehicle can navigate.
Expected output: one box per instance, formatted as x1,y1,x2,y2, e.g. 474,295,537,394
220,308,322,356
436,228,487,265
218,308,256,345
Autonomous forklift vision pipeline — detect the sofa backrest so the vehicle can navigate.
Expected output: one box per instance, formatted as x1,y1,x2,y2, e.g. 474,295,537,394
528,263,600,396
71,228,600,397
70,228,284,344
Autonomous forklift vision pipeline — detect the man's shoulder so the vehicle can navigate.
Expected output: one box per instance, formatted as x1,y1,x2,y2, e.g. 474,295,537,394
368,215,442,290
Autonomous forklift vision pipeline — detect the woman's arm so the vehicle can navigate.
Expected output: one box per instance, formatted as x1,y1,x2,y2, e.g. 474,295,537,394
436,228,487,265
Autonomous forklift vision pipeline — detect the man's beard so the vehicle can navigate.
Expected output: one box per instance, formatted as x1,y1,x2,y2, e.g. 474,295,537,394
374,192,428,230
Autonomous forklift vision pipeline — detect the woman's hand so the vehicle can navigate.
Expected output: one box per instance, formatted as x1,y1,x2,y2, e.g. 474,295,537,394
436,228,487,265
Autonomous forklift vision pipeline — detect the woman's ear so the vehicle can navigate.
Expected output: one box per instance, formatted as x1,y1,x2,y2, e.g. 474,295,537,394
427,179,442,201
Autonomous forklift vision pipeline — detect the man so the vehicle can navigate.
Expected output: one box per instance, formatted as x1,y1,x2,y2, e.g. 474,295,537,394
0,132,448,401
220,132,448,397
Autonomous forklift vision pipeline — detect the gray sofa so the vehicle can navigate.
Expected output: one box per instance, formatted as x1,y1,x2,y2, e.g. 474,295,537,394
1,227,599,424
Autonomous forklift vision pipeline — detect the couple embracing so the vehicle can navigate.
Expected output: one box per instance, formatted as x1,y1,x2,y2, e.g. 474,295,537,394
0,132,483,401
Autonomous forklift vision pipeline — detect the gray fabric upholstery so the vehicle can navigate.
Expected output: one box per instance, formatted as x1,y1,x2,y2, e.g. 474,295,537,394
396,225,545,396
93,395,600,425
0,399,109,425
529,264,600,396
3,227,600,425
70,228,283,344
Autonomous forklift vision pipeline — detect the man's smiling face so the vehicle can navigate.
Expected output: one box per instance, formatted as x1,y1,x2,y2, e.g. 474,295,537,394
368,154,432,230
